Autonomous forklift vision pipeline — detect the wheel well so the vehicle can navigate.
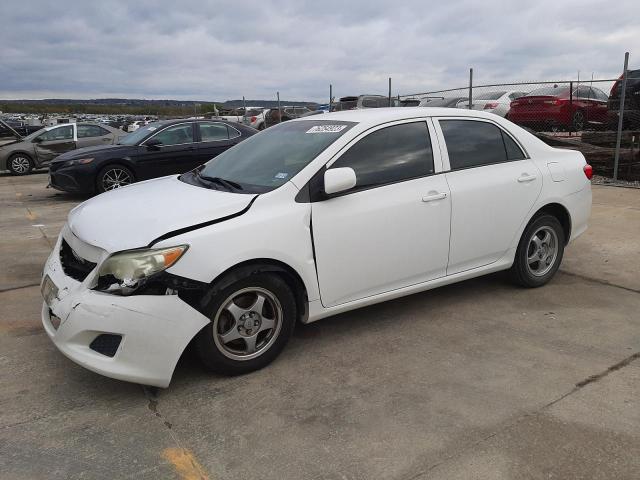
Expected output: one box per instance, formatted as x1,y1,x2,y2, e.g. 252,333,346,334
210,259,309,322
534,203,571,244
9,151,33,161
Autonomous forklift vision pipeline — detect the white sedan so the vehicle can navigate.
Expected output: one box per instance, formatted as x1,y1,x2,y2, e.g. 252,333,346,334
41,108,592,387
464,90,529,117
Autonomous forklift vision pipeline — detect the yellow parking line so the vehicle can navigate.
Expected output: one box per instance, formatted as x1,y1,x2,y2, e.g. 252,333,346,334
162,448,210,480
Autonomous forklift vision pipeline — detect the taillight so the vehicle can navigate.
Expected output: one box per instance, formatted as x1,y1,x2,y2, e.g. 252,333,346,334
583,164,593,180
250,116,257,122
484,102,499,110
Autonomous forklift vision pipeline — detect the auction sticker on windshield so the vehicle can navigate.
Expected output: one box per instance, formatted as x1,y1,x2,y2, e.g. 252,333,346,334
306,125,348,133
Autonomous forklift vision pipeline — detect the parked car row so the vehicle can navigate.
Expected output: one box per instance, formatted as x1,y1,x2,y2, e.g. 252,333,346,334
412,74,640,131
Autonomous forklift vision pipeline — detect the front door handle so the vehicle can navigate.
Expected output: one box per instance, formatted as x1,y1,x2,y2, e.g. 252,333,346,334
517,174,537,183
422,192,447,202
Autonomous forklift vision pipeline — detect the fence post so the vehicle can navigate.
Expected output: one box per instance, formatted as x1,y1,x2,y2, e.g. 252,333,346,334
388,77,392,107
277,91,281,123
329,84,333,111
569,81,573,137
242,96,246,123
468,68,473,109
614,52,630,181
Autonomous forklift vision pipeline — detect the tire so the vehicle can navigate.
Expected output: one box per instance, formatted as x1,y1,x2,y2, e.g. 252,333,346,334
510,214,565,288
571,110,585,131
96,165,134,193
7,154,34,175
258,123,266,131
195,273,297,375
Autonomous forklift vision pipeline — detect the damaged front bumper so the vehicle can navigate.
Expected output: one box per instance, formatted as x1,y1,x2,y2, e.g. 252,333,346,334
41,230,209,388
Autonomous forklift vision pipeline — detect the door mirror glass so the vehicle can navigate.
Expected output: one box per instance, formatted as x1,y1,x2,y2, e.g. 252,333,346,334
324,167,357,195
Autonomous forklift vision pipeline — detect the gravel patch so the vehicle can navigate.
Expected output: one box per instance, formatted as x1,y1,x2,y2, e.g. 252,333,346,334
592,175,640,189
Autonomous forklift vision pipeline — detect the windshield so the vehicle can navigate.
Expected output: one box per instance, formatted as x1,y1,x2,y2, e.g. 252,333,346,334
190,120,355,193
421,97,466,107
475,91,507,100
118,122,164,145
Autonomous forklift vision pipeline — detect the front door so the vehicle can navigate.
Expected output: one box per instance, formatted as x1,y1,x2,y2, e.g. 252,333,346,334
311,120,451,307
135,122,196,179
33,125,76,164
436,118,542,274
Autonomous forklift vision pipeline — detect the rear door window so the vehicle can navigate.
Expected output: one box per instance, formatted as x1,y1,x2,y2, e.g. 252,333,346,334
77,124,109,138
199,122,229,142
330,121,434,191
440,119,525,169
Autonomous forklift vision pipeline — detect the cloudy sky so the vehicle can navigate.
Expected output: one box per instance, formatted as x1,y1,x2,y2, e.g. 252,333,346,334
1,0,639,102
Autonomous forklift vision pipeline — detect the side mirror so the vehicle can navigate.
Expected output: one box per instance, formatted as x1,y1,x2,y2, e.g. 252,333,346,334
145,139,162,149
32,136,43,143
324,167,357,195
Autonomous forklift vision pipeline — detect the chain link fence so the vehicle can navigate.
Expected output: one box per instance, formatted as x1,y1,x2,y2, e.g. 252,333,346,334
399,63,640,182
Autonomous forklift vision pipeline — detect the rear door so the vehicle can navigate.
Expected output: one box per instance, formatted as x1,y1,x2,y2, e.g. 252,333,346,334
311,120,451,307
434,118,542,274
195,121,236,167
33,125,76,164
135,122,197,179
76,124,115,149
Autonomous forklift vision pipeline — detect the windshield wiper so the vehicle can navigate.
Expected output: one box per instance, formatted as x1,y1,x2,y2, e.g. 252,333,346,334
196,171,243,191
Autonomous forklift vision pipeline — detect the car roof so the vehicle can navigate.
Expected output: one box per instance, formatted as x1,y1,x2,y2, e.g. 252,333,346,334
291,107,503,126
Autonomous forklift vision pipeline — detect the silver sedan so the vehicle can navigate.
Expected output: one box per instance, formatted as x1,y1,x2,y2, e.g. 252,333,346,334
0,123,126,175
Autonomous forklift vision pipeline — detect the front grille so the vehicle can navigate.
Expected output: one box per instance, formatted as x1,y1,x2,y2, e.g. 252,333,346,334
89,334,122,357
59,239,97,282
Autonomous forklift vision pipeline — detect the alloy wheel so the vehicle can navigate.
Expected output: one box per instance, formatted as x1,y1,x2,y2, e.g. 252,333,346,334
10,156,31,174
526,226,558,277
573,111,585,131
102,168,132,191
213,287,283,361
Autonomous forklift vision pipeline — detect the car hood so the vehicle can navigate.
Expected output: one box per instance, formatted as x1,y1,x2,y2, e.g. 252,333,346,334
54,144,137,162
68,175,256,252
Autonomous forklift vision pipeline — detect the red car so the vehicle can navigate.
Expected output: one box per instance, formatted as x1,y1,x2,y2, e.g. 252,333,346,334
508,85,609,131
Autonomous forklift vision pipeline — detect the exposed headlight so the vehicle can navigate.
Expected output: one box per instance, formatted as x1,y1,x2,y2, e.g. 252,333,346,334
63,157,94,167
95,245,188,294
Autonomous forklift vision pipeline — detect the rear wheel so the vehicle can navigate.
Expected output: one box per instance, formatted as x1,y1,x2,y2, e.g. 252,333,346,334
571,110,585,131
510,214,565,288
97,165,134,193
7,154,33,175
195,273,296,375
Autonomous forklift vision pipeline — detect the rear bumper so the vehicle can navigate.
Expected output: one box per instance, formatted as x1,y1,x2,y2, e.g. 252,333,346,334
566,185,592,243
41,232,209,388
508,109,570,127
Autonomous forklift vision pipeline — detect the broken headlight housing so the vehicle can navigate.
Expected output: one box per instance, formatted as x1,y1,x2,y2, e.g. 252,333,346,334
95,245,188,295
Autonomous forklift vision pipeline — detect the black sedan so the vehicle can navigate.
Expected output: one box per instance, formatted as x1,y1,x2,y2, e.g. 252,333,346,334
49,119,257,194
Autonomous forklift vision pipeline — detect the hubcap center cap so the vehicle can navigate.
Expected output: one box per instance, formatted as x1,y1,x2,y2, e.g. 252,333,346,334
239,312,261,335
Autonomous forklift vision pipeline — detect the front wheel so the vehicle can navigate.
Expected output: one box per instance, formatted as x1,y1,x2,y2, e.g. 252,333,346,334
7,154,34,175
510,214,565,288
195,273,296,375
97,165,134,193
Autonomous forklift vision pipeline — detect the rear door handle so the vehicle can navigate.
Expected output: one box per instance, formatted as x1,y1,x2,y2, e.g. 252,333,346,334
517,174,537,183
422,192,447,202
